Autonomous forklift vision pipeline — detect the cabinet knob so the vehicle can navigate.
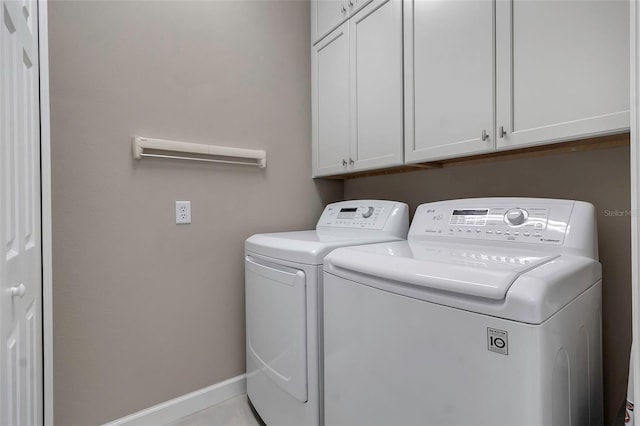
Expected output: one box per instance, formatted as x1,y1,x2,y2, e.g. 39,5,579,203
481,130,489,141
348,0,354,7
349,157,355,165
499,126,507,138
341,4,347,13
342,158,347,167
10,283,26,298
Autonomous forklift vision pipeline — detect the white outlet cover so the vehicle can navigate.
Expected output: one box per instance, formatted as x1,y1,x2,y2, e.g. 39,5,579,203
176,201,191,224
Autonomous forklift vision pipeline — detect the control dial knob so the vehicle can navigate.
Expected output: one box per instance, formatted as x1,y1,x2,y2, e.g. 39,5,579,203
505,208,528,226
362,206,375,218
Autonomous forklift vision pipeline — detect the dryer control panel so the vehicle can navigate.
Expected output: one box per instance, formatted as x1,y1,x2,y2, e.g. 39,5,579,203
317,200,408,232
410,198,581,247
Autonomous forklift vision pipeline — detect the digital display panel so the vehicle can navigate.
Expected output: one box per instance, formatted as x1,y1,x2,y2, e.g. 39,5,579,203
449,209,489,226
452,209,489,216
337,207,358,219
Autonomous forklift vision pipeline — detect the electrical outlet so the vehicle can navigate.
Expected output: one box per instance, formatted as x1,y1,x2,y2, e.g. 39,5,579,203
176,201,191,224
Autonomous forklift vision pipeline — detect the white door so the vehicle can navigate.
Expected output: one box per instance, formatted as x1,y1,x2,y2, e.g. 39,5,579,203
495,0,629,151
349,0,403,172
404,0,495,163
0,0,43,425
312,22,350,177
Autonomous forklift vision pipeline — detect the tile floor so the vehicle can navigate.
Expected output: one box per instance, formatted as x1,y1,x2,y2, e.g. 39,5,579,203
167,395,264,426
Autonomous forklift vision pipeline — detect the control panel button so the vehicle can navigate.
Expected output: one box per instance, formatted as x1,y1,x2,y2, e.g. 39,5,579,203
505,208,528,226
362,206,375,218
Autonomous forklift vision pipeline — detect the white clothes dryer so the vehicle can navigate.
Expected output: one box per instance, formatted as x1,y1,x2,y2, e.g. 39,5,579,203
245,200,409,426
323,198,602,426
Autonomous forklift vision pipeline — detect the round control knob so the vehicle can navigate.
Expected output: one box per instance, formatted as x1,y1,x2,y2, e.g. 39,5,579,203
362,206,375,218
505,208,527,226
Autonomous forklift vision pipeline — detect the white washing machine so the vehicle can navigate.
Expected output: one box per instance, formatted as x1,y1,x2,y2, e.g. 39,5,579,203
323,198,602,426
245,200,409,426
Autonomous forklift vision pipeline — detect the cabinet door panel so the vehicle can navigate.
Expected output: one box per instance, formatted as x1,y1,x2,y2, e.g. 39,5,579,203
312,0,348,44
312,23,350,177
350,0,374,16
405,0,495,163
350,0,403,171
496,0,629,150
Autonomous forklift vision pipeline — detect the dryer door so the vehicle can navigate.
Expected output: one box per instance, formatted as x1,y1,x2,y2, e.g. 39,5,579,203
245,255,308,402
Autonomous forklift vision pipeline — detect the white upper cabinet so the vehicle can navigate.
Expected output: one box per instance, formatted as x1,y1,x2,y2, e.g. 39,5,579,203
312,0,403,177
312,0,374,44
349,0,403,171
405,0,630,164
312,0,348,44
312,23,351,177
405,0,495,162
495,0,630,150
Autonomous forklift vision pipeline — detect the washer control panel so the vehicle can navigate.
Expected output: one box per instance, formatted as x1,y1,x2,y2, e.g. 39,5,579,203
411,199,575,245
317,201,395,230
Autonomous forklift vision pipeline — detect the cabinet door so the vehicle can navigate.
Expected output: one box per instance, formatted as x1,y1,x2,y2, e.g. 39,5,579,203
312,23,351,177
404,0,495,163
496,0,629,151
312,0,348,44
349,0,403,172
350,0,374,16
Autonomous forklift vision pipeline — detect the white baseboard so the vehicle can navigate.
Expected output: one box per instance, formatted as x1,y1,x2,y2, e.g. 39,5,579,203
102,374,247,426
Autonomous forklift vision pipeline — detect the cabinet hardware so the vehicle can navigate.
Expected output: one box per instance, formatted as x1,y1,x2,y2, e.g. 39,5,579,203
341,4,347,13
349,157,355,165
342,159,347,166
348,0,354,7
10,283,25,298
499,126,507,138
481,130,489,141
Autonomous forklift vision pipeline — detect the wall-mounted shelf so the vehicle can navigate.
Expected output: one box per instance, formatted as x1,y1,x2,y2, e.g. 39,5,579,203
132,136,267,168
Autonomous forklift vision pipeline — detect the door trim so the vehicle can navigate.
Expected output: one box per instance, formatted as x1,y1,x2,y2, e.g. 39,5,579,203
37,0,53,424
631,0,639,415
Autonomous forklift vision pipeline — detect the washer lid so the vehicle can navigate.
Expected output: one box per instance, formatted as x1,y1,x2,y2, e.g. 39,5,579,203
245,230,404,265
325,241,559,300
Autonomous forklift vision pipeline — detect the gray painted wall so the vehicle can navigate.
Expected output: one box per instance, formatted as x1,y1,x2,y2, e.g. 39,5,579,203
345,144,631,425
48,1,632,425
48,1,342,424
